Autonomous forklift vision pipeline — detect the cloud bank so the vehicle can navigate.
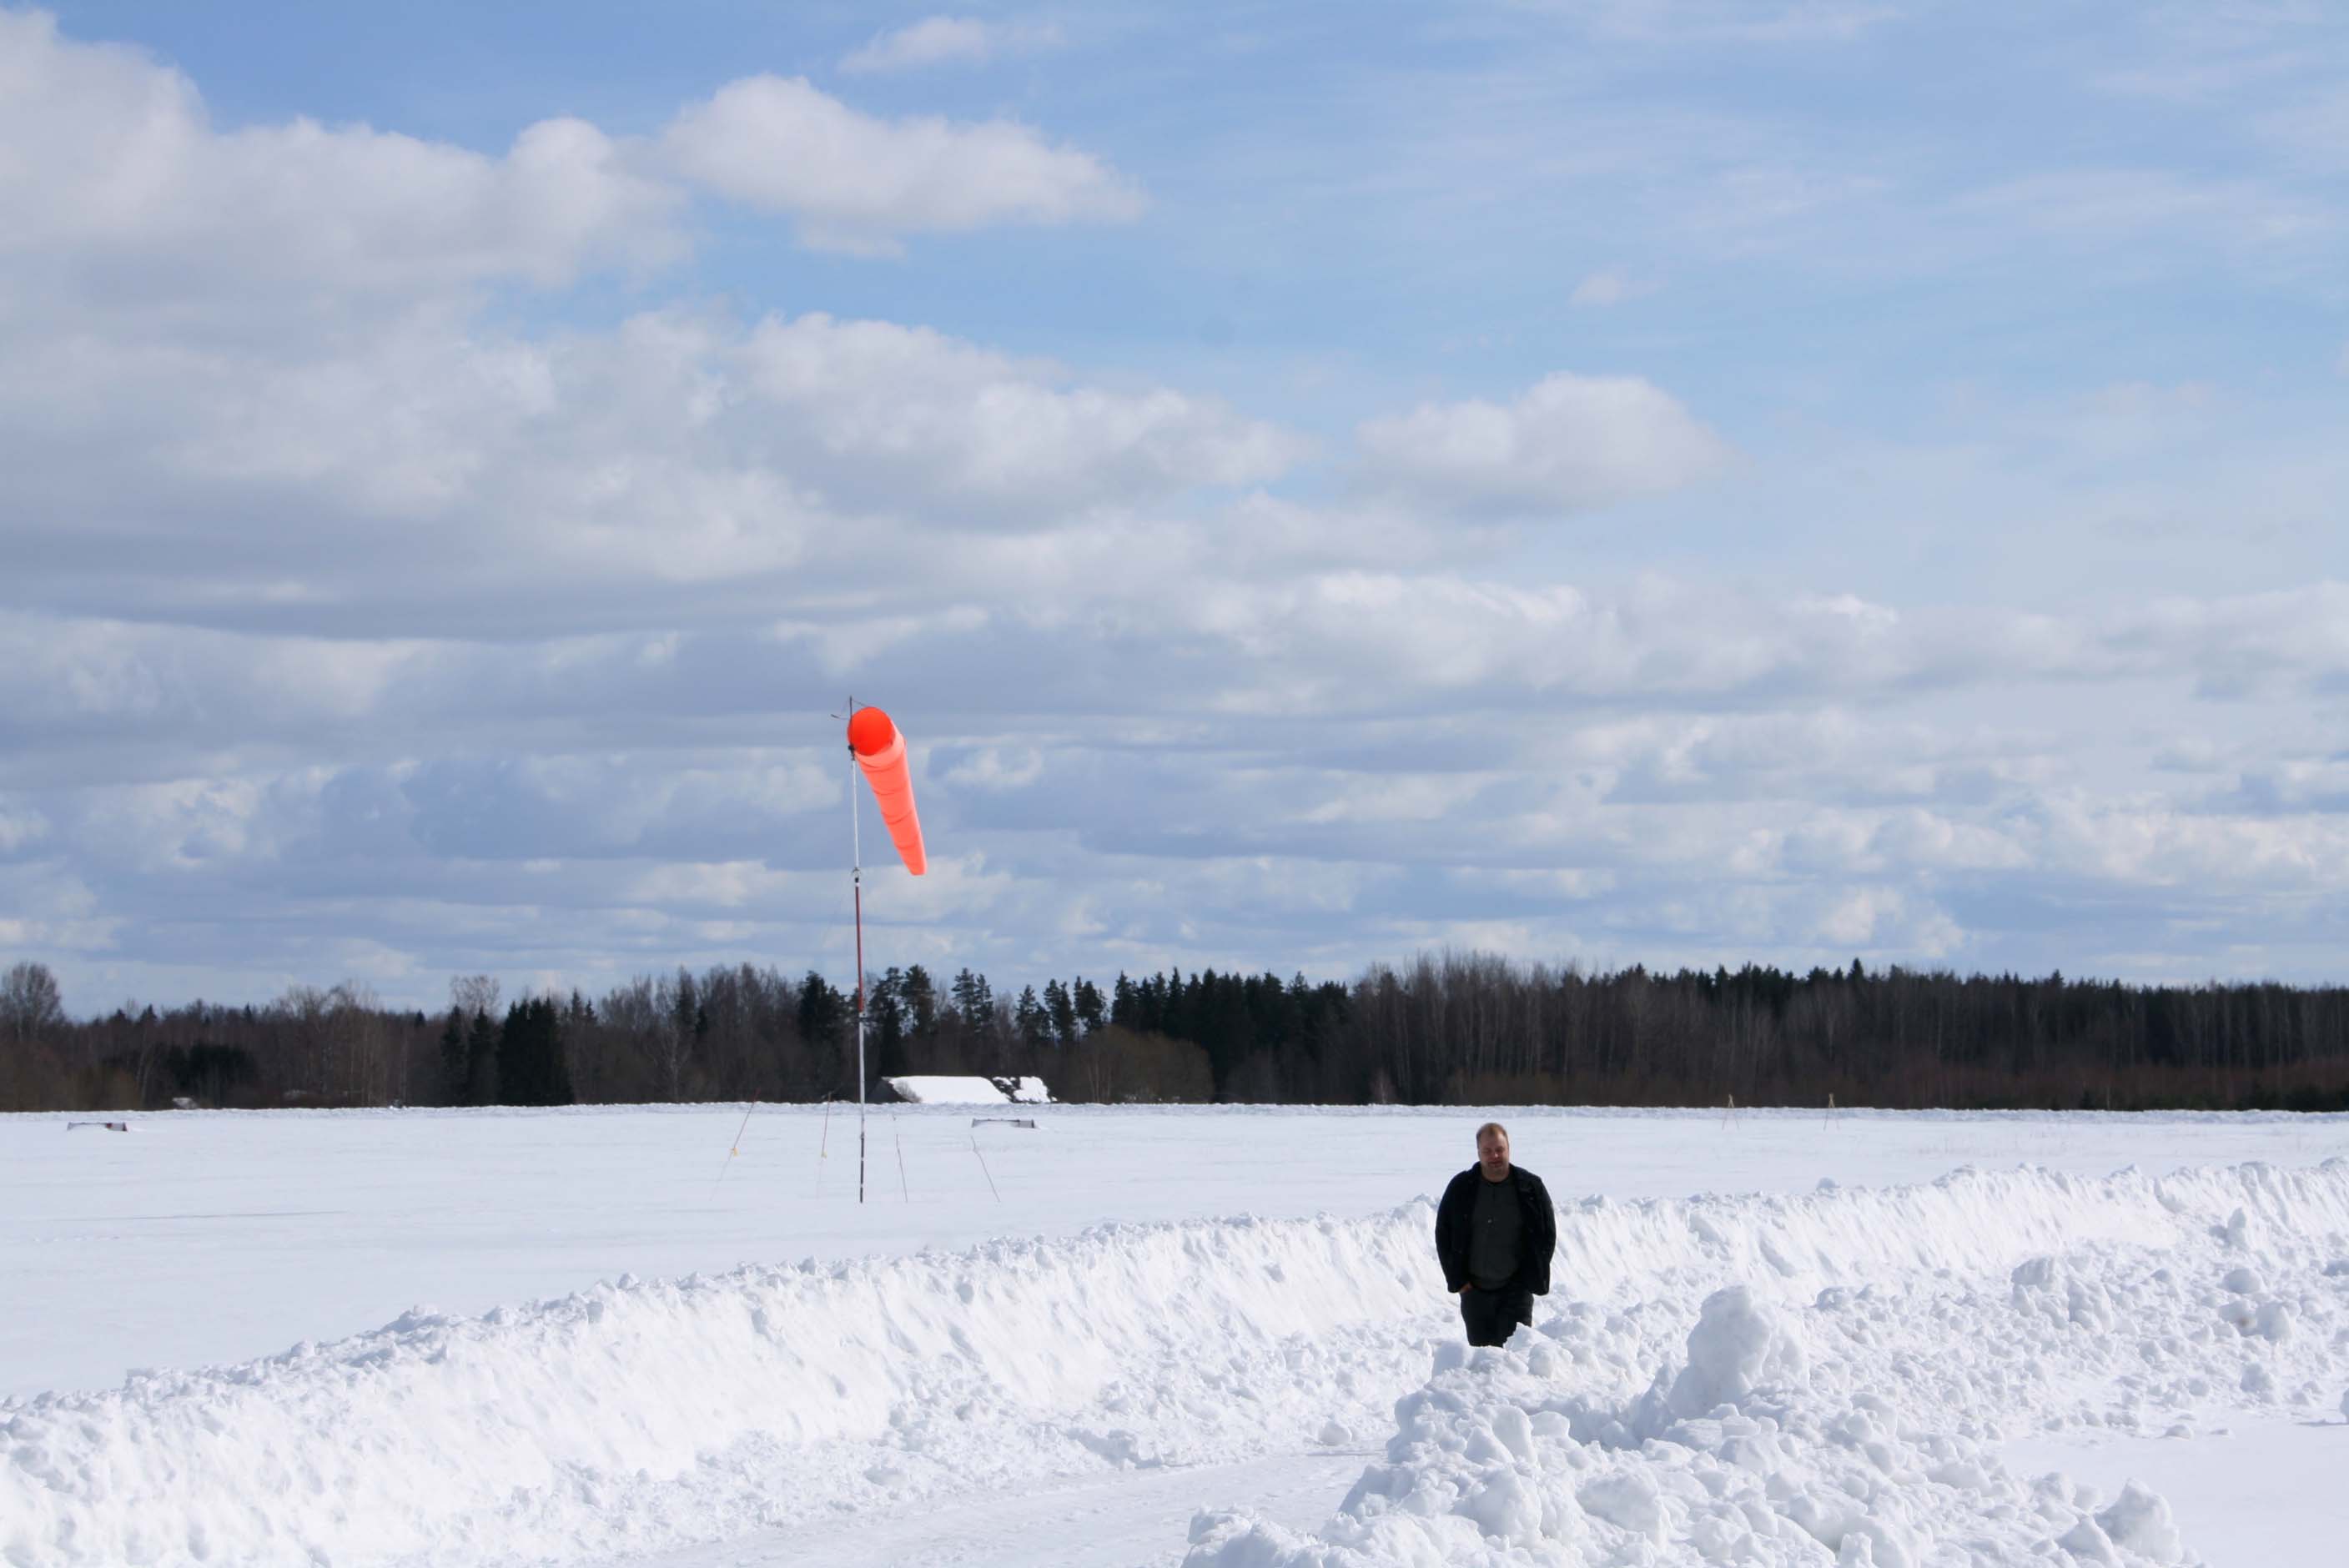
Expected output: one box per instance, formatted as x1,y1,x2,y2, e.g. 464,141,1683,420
2,5,2345,1012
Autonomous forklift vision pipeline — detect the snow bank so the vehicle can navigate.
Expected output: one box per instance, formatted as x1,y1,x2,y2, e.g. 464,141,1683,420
884,1074,1053,1104
6,1159,2346,1567
1188,1158,2349,1567
0,1207,1432,1565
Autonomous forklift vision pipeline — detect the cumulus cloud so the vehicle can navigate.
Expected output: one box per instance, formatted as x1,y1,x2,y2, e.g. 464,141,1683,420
0,8,1141,305
660,74,1142,253
733,313,1303,509
0,300,1308,635
7,8,2348,1003
840,16,1064,75
1355,372,1732,515
0,10,682,303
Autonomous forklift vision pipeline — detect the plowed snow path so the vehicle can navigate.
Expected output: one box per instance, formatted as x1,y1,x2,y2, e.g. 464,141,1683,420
2004,1417,2349,1568
621,1453,1364,1568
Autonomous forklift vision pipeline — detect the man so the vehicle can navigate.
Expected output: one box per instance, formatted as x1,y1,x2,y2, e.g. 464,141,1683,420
1434,1121,1557,1347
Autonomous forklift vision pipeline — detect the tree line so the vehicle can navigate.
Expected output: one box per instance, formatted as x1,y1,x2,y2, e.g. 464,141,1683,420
5,952,2348,1114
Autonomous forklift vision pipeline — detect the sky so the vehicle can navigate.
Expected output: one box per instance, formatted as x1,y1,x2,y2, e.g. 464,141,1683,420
2,1,2346,1015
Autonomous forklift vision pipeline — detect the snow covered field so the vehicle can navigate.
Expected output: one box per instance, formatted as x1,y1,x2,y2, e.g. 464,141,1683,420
3,1105,2346,1565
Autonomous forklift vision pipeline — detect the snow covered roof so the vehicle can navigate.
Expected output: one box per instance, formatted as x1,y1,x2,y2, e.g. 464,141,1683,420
883,1075,1054,1105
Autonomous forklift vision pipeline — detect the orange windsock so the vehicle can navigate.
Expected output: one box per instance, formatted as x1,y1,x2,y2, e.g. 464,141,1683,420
848,706,928,876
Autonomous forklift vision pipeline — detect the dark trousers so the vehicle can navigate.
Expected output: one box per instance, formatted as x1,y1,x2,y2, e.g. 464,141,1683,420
1459,1286,1532,1347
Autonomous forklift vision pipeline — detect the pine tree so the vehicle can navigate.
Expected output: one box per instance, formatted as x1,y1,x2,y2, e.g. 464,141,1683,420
872,967,906,1078
464,1008,499,1106
798,972,849,1093
903,964,938,1035
439,1008,467,1105
1044,979,1077,1045
951,967,993,1031
1014,985,1051,1049
499,998,575,1106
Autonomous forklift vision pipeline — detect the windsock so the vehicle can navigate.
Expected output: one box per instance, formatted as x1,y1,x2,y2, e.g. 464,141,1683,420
847,706,928,876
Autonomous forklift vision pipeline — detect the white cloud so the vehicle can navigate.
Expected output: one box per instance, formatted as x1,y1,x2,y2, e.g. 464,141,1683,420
1954,168,2335,263
2033,792,2349,892
1298,775,1493,826
840,16,1064,75
10,8,2349,1000
660,74,1141,254
1355,372,1732,515
1555,0,1903,44
0,864,118,954
0,800,48,855
0,300,1310,631
628,860,797,910
1567,269,1656,306
942,748,1047,791
734,312,1304,508
0,10,682,301
0,11,1140,307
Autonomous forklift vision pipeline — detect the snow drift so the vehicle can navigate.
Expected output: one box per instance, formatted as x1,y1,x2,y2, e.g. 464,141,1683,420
4,1159,2346,1566
1189,1159,2349,1567
884,1074,1053,1104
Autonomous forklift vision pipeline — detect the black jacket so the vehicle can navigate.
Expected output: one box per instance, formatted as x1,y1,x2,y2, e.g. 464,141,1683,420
1435,1165,1557,1296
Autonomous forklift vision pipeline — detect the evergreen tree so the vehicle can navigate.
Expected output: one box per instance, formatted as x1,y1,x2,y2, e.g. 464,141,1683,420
950,967,993,1032
1074,977,1106,1036
463,1008,499,1106
672,966,704,1054
1014,985,1051,1050
871,967,907,1078
499,998,575,1106
902,963,938,1035
438,1008,467,1104
1044,979,1078,1045
798,972,850,1094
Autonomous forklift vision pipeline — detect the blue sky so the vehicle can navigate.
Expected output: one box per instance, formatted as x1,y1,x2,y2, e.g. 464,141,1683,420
3,2,2346,1013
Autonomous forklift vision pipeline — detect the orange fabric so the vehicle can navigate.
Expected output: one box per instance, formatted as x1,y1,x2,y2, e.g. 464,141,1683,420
847,706,928,876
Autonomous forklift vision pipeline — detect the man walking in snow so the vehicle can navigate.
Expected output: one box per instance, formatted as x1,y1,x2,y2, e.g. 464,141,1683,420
1435,1121,1557,1347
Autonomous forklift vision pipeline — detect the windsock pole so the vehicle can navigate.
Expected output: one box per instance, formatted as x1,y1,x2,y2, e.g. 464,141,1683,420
848,702,868,1206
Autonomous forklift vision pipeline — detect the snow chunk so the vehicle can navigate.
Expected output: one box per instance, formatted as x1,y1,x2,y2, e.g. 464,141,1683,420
1668,1285,1808,1415
2095,1481,2185,1565
2059,1514,2121,1565
1576,1470,1664,1540
2253,1300,2293,1343
2011,1254,2113,1331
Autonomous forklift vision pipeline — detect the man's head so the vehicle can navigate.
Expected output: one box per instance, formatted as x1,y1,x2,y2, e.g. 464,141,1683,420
1476,1121,1511,1179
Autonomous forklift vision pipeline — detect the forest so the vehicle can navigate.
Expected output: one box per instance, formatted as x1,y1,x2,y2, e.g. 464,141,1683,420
5,952,2347,1114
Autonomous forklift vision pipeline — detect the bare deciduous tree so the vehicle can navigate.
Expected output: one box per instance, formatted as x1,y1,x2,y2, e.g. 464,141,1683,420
3,962,66,1044
450,975,500,1020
